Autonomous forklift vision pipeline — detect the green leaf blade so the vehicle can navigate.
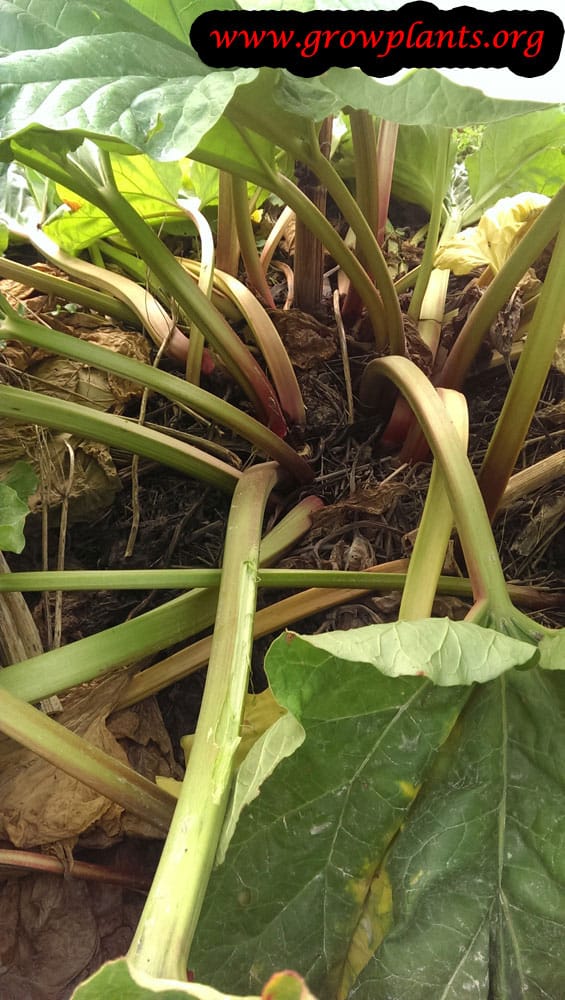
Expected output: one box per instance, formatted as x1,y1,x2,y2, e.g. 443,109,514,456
192,633,470,996
350,669,565,999
0,460,37,553
538,630,565,671
192,623,557,998
0,22,257,161
319,67,555,128
45,152,184,251
465,107,565,223
286,619,537,688
122,0,242,44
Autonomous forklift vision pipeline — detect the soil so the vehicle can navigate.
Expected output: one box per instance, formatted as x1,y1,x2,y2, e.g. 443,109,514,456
0,240,564,998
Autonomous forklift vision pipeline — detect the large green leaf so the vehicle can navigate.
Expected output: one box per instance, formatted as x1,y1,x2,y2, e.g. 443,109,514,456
465,107,565,223
314,67,554,127
283,619,538,687
190,113,280,187
191,621,539,998
45,153,183,252
390,124,457,214
0,0,555,174
122,0,241,44
0,0,257,161
0,0,185,48
350,668,565,999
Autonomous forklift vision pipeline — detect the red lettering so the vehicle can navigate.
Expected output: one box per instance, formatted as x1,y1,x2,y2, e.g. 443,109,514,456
209,29,239,48
266,29,294,49
508,29,527,49
415,29,434,49
340,30,356,49
458,26,470,47
492,29,509,48
358,29,385,49
524,30,543,57
406,20,424,48
435,29,456,49
323,30,342,47
380,30,404,57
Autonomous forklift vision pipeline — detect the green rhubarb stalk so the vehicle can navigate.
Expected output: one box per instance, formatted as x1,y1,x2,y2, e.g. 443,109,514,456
438,183,565,390
128,462,280,978
99,239,242,323
340,110,379,322
9,219,192,366
0,568,558,606
399,389,468,620
0,497,322,704
190,126,389,349
0,293,313,484
194,262,306,426
120,566,556,710
361,355,544,640
408,128,453,320
302,125,405,354
398,211,462,459
349,110,379,260
230,173,276,308
68,143,285,430
375,119,399,246
13,140,287,433
99,242,306,426
0,384,240,494
415,210,461,354
0,256,138,325
0,687,175,835
224,106,404,352
478,212,565,519
394,265,421,294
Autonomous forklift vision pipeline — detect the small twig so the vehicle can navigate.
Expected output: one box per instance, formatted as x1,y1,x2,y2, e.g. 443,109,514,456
260,205,294,273
333,289,354,425
270,260,295,310
0,848,152,893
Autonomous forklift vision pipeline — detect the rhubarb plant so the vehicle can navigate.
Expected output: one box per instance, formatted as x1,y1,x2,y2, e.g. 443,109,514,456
0,2,564,998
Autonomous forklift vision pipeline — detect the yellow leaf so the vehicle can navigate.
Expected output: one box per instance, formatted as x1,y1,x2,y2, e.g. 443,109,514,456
435,192,549,275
